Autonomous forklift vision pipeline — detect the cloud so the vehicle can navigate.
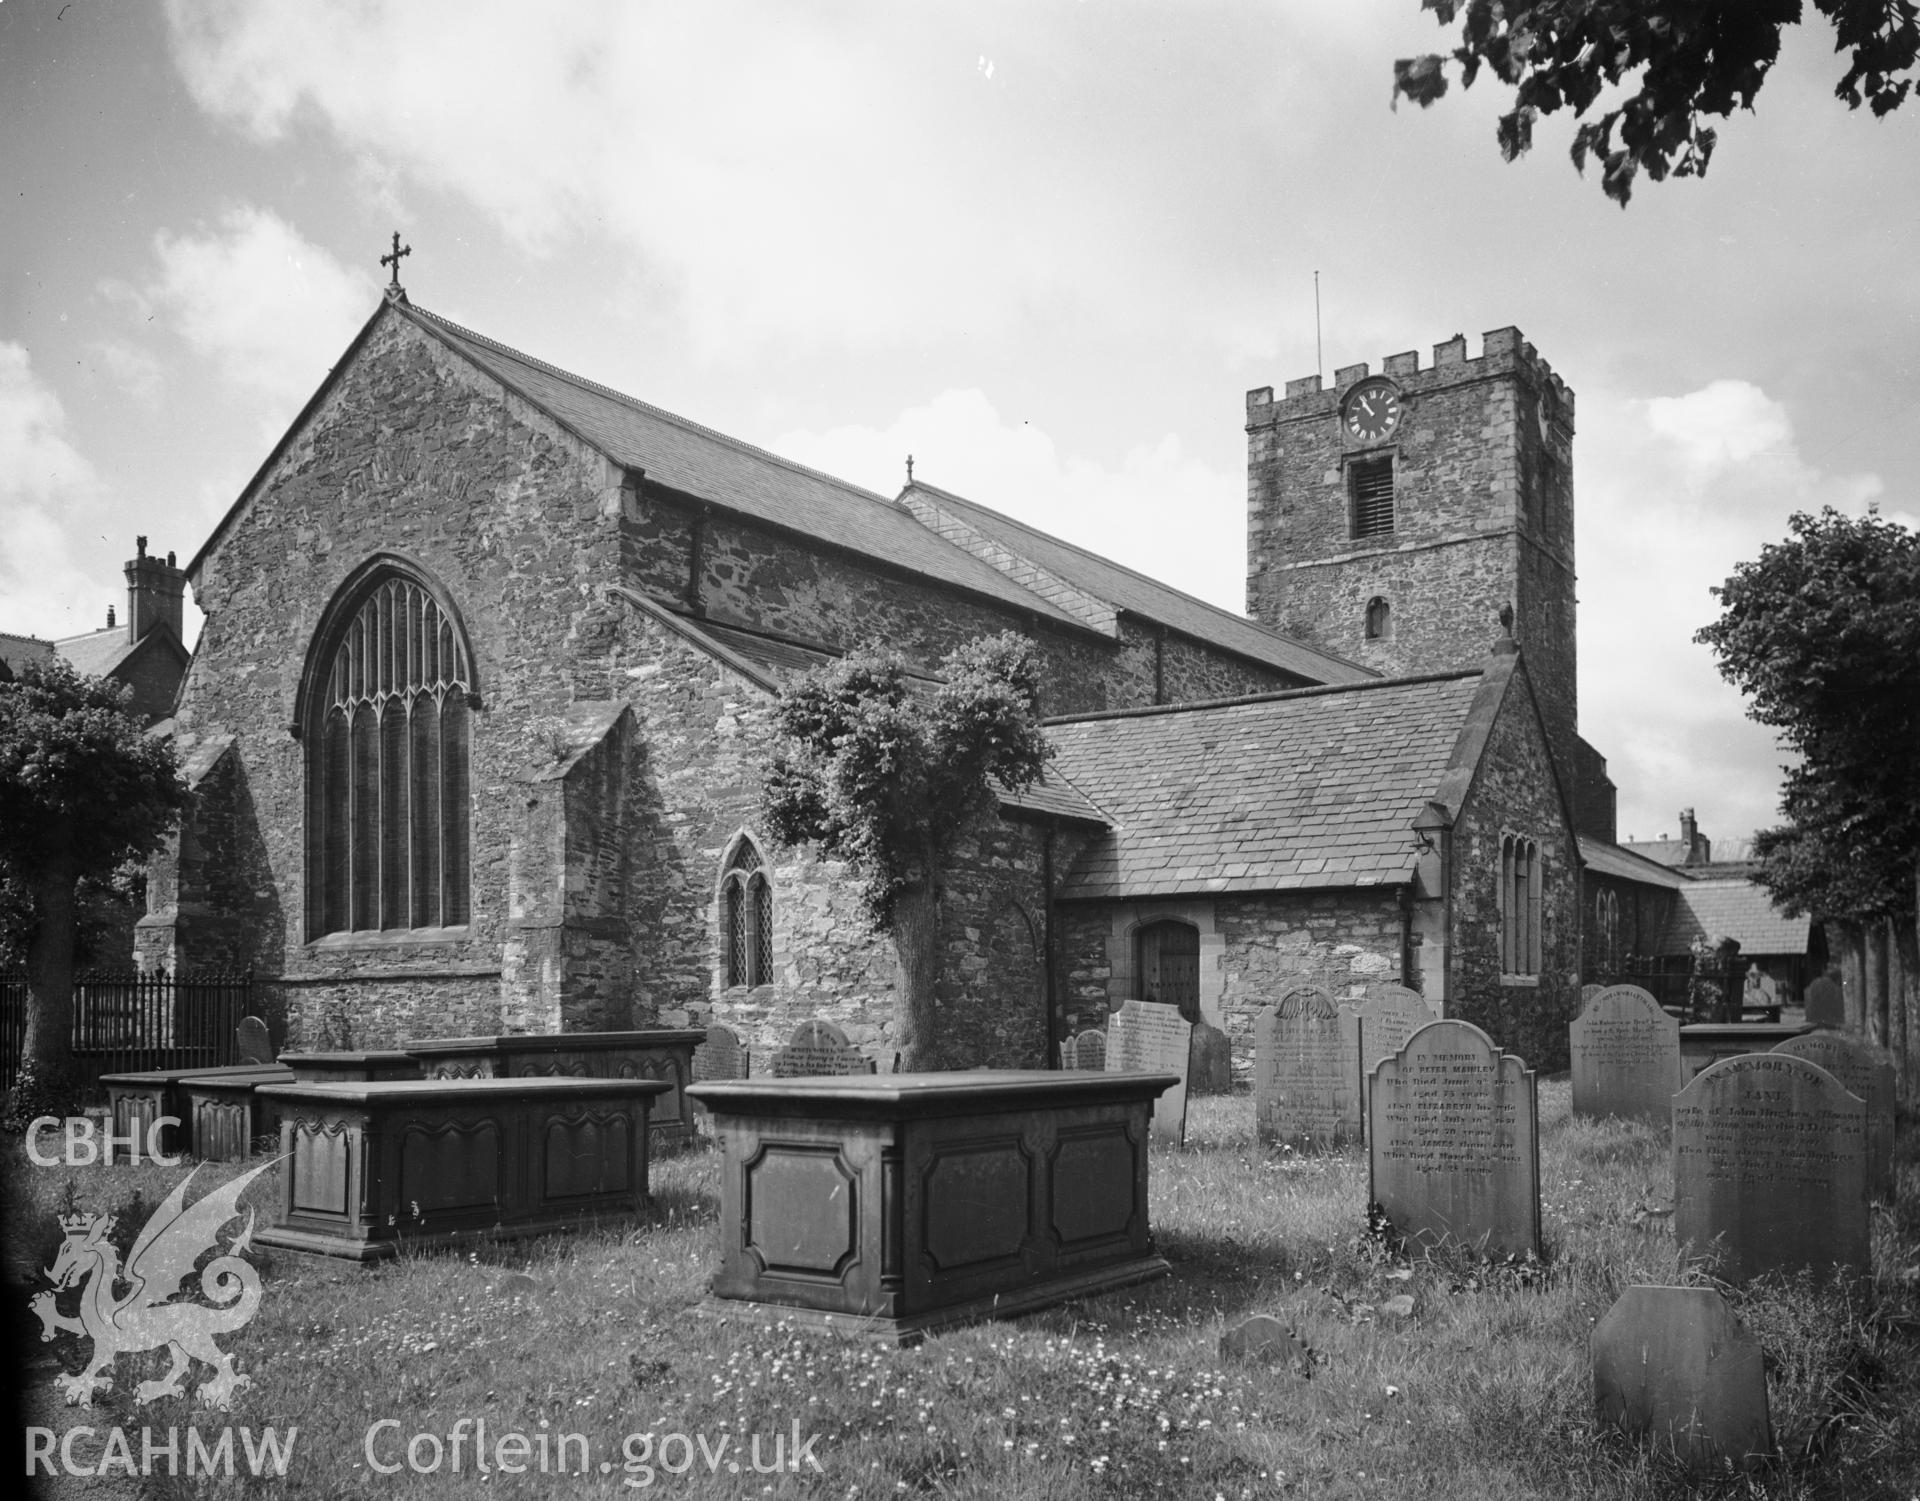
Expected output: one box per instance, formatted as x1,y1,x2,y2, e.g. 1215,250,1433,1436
1577,379,1885,845
146,206,374,414
772,389,1246,610
0,344,111,639
87,340,166,407
157,0,1352,359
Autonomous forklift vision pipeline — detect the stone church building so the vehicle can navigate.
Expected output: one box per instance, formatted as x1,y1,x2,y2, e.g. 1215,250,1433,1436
143,286,1619,1072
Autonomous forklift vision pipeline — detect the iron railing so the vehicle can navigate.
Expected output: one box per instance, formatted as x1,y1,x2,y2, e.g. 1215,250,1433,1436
0,969,253,1096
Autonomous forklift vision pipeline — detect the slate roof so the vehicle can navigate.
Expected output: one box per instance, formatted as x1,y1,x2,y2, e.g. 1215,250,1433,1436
902,483,1374,686
407,307,1089,634
1619,837,1690,867
0,632,55,677
1663,878,1812,957
53,627,138,678
1046,671,1485,899
1578,836,1689,889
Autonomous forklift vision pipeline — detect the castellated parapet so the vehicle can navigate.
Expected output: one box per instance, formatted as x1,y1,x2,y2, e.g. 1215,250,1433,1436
1244,327,1579,792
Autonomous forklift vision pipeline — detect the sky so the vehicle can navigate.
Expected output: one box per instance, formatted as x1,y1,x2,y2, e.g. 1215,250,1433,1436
3,0,1915,849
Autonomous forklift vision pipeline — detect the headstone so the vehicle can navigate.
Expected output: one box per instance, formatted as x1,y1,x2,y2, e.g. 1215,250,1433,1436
1106,1000,1192,1147
236,1016,275,1065
1672,1052,1869,1283
1063,1029,1107,1072
1570,984,1684,1125
1368,1019,1541,1258
1592,1286,1771,1469
1804,975,1844,1030
692,1025,748,1083
1346,982,1441,1126
1772,1031,1898,1203
1254,986,1362,1150
770,1019,866,1078
1188,1021,1233,1096
1219,1314,1312,1373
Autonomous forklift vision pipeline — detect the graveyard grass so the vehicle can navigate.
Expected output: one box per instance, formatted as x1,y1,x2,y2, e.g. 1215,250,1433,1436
8,1086,1918,1499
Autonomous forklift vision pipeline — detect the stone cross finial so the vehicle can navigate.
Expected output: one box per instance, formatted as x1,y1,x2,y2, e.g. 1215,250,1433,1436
906,454,915,484
381,231,412,291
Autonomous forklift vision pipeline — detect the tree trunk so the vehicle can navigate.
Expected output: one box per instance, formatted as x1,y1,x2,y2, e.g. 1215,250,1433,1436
1841,924,1867,1033
1891,907,1915,1106
1865,920,1890,1048
890,879,942,1073
17,845,82,1116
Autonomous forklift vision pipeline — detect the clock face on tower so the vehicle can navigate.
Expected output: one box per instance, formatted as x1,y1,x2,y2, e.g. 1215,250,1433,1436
1342,379,1402,444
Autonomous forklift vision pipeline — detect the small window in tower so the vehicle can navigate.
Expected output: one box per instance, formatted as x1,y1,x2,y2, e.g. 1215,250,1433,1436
1364,596,1391,640
1349,455,1394,539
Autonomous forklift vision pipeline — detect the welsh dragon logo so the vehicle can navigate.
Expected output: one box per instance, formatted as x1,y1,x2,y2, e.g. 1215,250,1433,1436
31,1158,278,1410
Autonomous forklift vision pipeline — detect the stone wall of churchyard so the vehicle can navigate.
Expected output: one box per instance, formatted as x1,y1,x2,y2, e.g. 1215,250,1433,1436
1056,889,1406,1083
1446,657,1580,1071
154,306,633,1045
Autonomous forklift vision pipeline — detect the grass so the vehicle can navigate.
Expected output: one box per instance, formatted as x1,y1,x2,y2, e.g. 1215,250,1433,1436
7,1086,1919,1499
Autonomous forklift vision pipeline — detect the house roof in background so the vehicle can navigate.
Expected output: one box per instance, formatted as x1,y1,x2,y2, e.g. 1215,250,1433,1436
1046,671,1485,899
0,632,56,678
1663,878,1812,957
52,626,138,679
1579,836,1690,889
1620,837,1690,867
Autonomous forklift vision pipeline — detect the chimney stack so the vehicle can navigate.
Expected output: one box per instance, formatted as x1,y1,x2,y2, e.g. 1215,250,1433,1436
124,536,186,644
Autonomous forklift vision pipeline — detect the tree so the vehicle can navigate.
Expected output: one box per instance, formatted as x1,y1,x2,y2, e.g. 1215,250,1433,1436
1695,506,1920,1068
0,660,189,1118
1394,1,1919,204
762,633,1052,1071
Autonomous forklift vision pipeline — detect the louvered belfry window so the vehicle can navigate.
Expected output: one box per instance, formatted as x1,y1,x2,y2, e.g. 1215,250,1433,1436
1349,455,1395,539
309,574,472,936
721,839,772,988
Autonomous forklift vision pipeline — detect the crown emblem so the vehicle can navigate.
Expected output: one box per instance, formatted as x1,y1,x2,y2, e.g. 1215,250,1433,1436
59,1213,102,1237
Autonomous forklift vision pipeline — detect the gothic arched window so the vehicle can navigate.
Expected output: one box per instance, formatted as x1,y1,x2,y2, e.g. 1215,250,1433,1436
1499,832,1543,978
303,564,474,938
721,838,773,988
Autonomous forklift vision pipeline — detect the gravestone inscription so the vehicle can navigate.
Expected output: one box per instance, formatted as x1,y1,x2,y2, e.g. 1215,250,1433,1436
1570,984,1684,1125
1368,1019,1541,1258
770,1019,867,1078
1672,1053,1869,1283
1254,986,1362,1150
1107,1000,1191,1147
1592,1285,1771,1469
1772,1030,1897,1203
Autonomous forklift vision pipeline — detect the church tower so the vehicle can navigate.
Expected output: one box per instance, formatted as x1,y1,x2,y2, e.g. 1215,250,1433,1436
1245,327,1577,784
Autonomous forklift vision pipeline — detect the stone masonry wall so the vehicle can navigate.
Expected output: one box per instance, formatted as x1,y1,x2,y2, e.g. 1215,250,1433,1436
1059,889,1406,1085
159,305,633,1045
1246,328,1578,776
1446,657,1580,1071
